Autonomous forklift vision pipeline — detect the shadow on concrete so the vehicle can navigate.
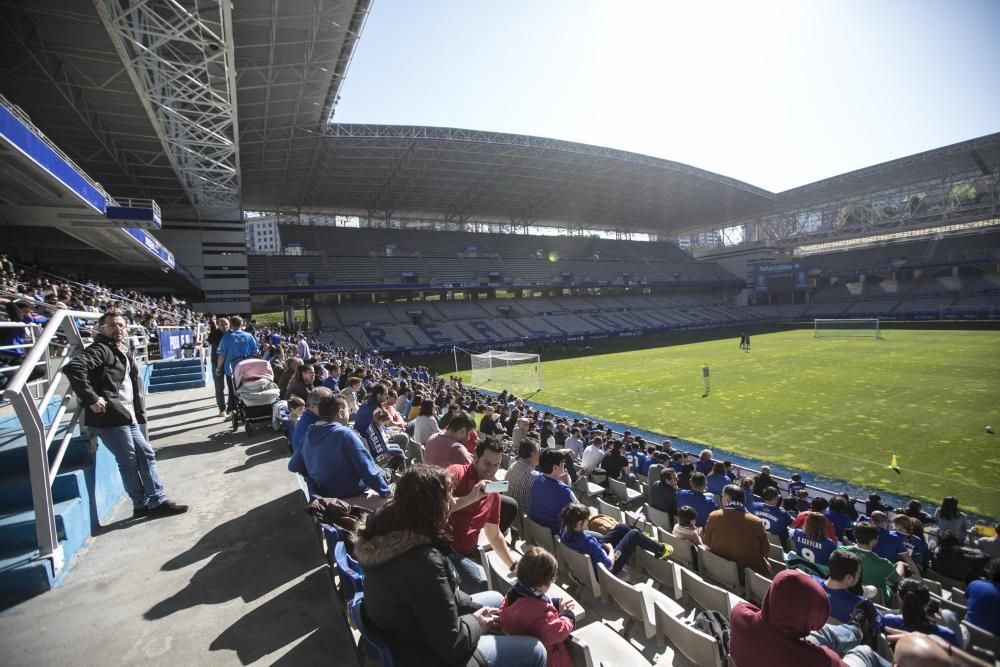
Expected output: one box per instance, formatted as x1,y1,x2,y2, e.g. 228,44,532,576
145,491,315,622
149,414,224,433
153,435,238,461
224,437,288,475
146,396,215,413
208,568,352,664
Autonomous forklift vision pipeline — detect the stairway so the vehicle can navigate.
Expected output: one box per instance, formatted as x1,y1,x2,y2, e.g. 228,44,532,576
0,399,125,602
148,357,206,393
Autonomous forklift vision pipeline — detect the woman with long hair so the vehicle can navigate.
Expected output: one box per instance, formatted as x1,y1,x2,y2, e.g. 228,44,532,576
790,512,838,567
934,497,970,544
881,578,962,646
286,362,316,402
356,465,545,667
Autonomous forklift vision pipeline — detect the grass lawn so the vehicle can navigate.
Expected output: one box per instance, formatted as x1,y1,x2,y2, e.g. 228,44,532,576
468,329,1000,519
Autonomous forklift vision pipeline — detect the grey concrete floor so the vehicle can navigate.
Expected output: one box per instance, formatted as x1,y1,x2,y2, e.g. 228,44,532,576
0,383,358,666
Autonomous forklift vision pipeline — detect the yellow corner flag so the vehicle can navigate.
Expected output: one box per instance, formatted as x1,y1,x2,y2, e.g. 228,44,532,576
890,454,901,474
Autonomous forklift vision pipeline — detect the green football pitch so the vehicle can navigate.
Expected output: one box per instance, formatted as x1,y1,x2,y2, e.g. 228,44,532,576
468,329,1000,519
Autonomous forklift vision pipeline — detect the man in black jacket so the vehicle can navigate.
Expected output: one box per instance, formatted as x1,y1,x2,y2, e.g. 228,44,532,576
65,312,187,518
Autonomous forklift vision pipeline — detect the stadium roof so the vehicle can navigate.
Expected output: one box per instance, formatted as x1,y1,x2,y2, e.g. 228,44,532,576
240,124,778,236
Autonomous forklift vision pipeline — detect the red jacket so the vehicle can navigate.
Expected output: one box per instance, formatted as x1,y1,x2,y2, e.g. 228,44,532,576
729,570,846,667
499,586,575,667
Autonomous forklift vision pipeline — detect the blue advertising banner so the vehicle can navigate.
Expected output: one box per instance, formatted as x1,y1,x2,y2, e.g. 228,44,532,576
158,328,194,358
124,227,176,268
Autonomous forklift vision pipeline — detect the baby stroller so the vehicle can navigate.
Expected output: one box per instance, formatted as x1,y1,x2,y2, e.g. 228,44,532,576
232,358,280,436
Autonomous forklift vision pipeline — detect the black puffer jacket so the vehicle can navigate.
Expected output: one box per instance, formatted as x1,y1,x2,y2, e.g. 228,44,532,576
355,517,484,667
64,334,146,427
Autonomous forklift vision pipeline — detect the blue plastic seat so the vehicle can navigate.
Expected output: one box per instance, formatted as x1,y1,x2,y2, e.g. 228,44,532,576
349,591,396,667
334,540,364,599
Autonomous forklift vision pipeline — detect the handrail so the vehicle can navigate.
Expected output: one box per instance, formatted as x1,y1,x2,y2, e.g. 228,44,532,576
3,309,100,573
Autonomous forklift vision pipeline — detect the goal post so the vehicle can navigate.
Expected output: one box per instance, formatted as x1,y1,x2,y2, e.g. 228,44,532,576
813,318,882,339
463,349,542,394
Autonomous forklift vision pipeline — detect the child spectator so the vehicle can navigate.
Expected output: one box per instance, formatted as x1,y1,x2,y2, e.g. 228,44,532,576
498,547,580,667
881,578,961,646
672,506,702,546
559,503,671,575
285,396,305,436
787,473,806,498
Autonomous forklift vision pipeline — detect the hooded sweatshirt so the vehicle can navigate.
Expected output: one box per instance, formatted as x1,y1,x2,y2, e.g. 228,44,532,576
729,569,846,667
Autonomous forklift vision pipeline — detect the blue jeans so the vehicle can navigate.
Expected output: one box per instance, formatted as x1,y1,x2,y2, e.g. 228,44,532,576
808,623,891,667
470,592,546,667
448,551,488,595
91,424,166,510
602,524,665,574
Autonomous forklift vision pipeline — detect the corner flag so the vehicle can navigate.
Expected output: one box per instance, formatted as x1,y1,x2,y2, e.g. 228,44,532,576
890,454,900,474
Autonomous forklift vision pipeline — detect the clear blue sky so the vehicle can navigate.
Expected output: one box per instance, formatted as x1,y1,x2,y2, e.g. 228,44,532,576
333,0,1000,193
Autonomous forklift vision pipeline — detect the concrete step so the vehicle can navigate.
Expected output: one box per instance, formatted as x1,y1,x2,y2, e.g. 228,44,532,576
154,358,202,370
151,365,203,378
0,497,86,552
0,466,88,509
149,370,203,385
0,434,90,477
0,546,57,601
148,379,206,393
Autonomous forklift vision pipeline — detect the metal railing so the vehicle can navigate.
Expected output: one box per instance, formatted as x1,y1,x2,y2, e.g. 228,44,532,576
2,310,100,574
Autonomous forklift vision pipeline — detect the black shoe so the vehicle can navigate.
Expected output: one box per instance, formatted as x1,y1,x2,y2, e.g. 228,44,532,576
148,500,189,517
849,598,879,650
133,506,149,518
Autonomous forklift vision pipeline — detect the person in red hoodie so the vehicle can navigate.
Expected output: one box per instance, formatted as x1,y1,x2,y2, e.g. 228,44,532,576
499,547,581,667
730,569,888,667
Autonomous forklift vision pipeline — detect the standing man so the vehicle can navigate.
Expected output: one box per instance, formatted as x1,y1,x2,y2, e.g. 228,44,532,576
207,317,230,417
214,315,259,414
296,334,311,362
65,312,187,518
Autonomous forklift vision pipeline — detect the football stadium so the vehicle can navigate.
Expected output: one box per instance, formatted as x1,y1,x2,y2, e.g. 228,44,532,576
1,1,999,665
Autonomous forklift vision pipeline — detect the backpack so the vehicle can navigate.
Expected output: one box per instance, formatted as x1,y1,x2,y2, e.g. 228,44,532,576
587,514,619,534
692,609,730,661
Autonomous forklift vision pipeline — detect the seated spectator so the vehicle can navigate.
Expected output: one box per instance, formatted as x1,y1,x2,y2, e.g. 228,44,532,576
675,472,719,528
892,515,931,571
753,486,793,549
704,484,771,577
290,387,331,454
694,448,715,475
866,492,892,517
795,489,811,513
498,547,580,667
320,362,339,391
506,436,540,517
559,503,671,576
529,450,578,535
792,497,837,541
356,465,546,667
286,362,316,402
650,468,678,516
974,525,1000,559
934,497,970,544
276,356,301,401
931,531,990,584
752,465,777,497
562,428,584,459
479,411,506,438
839,522,904,603
881,578,961,647
729,569,882,667
826,496,855,543
353,383,407,468
788,472,807,498
425,411,478,467
287,394,390,511
446,438,520,593
284,395,305,438
672,506,702,546
790,512,839,571
339,377,362,417
816,550,869,624
677,462,694,490
408,399,440,446
740,476,757,507
965,557,1000,634
705,460,729,495
896,499,935,540
599,440,636,488
870,512,921,577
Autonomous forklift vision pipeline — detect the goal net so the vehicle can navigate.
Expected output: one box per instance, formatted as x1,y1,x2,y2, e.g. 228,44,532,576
467,350,542,394
814,318,882,339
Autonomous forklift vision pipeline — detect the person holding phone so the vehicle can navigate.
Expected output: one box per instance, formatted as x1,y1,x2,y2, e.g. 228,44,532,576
446,437,520,594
